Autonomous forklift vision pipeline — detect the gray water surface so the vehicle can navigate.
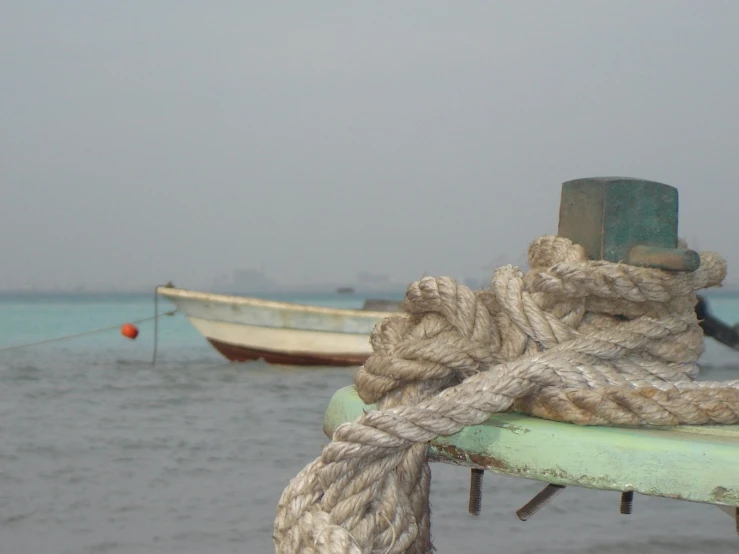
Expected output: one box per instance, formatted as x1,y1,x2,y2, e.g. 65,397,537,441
2,353,738,554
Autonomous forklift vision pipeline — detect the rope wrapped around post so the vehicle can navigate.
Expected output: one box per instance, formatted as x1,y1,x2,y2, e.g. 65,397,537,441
273,235,736,554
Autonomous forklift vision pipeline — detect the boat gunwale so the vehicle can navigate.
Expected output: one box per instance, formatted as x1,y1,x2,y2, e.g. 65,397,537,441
156,286,404,319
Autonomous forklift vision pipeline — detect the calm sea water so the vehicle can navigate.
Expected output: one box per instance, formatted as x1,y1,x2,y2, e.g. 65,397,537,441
1,290,739,554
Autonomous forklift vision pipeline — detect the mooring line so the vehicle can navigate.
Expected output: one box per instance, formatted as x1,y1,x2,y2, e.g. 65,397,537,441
0,311,176,354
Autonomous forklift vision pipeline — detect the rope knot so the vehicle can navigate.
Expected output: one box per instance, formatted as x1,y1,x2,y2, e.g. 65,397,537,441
355,276,496,406
274,235,731,554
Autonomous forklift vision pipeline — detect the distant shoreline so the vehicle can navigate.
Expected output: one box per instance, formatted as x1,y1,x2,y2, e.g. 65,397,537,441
2,285,738,297
0,287,412,297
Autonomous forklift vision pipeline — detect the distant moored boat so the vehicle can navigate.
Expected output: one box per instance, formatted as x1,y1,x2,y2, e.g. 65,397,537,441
156,286,402,366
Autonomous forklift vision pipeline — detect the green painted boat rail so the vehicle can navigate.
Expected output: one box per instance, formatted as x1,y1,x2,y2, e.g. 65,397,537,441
324,386,739,510
321,177,739,533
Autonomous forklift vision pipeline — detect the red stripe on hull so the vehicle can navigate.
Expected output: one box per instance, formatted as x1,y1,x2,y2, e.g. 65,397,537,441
206,338,369,367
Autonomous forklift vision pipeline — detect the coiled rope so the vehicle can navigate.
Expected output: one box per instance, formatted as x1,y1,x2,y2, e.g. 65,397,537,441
273,235,736,554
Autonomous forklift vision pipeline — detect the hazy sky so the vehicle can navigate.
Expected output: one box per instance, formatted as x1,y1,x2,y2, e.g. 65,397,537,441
2,1,738,290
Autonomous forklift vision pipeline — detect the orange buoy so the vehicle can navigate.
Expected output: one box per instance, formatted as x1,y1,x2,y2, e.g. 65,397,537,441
121,323,139,340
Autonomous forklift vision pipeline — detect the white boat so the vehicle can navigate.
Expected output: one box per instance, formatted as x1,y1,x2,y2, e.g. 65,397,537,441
156,286,402,366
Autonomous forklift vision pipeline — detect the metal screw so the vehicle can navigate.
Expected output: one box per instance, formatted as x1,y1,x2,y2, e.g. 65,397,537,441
468,468,484,515
620,491,634,514
516,484,566,521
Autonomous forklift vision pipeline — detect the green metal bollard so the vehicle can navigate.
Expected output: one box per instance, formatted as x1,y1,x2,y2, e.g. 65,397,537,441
558,177,700,271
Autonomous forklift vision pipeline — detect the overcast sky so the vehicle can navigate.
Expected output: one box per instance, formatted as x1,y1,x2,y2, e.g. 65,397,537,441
2,1,738,290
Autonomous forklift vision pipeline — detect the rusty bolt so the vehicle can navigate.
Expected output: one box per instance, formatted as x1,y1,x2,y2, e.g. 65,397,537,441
620,491,634,514
468,468,484,516
516,484,566,521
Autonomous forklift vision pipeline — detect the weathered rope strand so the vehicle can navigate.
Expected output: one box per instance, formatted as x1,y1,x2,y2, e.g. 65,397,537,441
274,236,731,554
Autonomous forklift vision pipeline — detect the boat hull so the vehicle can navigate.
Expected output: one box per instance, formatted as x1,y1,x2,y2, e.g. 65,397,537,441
157,287,400,367
206,339,369,366
186,315,375,366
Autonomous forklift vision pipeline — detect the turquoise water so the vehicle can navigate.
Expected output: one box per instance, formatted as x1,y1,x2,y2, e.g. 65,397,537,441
1,291,739,553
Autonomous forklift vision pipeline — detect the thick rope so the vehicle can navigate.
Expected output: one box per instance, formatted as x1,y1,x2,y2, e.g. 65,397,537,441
273,236,734,554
